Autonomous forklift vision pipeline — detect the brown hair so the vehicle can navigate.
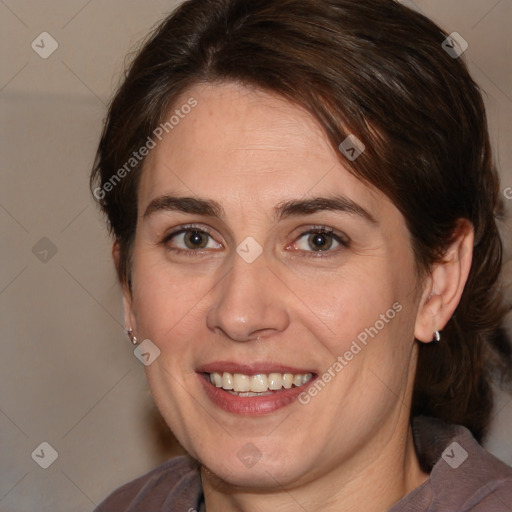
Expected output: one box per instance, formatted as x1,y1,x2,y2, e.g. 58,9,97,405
91,0,511,441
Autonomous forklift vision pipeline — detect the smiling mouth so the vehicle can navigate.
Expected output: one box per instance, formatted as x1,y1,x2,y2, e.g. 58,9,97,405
204,371,315,396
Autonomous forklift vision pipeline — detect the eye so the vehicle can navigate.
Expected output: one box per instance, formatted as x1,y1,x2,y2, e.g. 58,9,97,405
291,228,348,253
305,232,336,251
163,227,222,252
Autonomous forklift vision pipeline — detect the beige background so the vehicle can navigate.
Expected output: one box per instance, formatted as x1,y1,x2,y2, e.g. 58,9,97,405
1,1,511,510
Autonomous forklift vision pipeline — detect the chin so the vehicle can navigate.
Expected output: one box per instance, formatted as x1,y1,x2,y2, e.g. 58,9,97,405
197,442,310,490
204,461,303,490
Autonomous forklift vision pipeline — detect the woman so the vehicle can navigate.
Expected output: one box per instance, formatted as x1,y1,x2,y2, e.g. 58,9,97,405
91,0,512,510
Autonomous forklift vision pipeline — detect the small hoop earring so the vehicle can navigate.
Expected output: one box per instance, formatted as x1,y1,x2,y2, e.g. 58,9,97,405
432,330,441,344
127,328,138,345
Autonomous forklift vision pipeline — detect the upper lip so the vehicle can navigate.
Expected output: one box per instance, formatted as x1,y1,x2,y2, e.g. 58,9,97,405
196,361,316,376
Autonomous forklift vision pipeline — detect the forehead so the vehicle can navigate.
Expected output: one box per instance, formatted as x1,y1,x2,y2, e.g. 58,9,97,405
138,82,381,215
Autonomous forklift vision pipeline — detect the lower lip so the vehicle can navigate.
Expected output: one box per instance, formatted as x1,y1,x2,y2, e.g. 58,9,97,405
198,374,316,415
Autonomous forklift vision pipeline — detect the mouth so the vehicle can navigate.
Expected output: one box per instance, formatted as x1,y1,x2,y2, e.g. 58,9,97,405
205,371,314,396
196,363,318,415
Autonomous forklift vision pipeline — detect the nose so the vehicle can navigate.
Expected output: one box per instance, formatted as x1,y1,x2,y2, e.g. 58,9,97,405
206,253,290,342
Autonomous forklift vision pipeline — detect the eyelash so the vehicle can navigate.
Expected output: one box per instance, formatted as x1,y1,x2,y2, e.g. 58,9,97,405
289,226,350,258
160,224,218,257
160,224,350,257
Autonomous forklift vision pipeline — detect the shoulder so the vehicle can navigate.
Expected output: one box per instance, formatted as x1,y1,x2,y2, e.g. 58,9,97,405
403,416,512,512
93,455,203,512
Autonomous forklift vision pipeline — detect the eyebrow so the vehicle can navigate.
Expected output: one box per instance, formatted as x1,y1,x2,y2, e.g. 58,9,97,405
275,196,377,224
143,194,376,224
144,196,224,219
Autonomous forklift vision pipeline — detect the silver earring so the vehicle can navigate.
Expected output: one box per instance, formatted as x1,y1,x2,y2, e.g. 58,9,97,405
127,328,138,345
432,330,441,344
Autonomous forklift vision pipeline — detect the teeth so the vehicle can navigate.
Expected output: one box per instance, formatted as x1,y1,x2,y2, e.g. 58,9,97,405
233,391,273,397
233,373,250,392
268,373,283,390
283,374,293,389
212,372,222,387
208,371,313,393
222,372,233,390
250,374,268,393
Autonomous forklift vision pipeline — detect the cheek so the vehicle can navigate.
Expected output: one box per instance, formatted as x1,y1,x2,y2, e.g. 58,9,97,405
290,262,399,347
291,253,418,393
130,253,210,346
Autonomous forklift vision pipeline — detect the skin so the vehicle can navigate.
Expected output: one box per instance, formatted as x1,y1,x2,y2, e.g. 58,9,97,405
117,82,474,512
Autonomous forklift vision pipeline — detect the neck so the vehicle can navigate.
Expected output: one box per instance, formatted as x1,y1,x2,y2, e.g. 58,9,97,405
200,419,428,512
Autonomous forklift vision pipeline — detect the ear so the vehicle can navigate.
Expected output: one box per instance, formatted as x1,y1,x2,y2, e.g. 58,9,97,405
414,219,474,343
112,240,137,333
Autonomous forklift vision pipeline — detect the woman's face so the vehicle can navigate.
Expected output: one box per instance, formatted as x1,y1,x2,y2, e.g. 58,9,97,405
125,82,426,488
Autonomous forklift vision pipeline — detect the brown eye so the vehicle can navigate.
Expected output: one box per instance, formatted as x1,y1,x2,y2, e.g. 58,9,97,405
164,228,222,252
184,230,209,249
291,228,348,254
307,232,333,251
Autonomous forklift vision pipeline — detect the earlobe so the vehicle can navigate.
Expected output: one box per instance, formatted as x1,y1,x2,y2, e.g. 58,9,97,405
414,220,474,343
113,241,138,335
122,293,137,332
112,240,122,279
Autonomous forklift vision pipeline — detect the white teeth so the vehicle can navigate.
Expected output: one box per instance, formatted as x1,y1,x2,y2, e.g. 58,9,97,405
283,373,293,389
212,372,222,387
250,374,268,393
208,371,313,393
268,373,283,390
234,391,273,397
222,372,233,390
233,373,250,392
